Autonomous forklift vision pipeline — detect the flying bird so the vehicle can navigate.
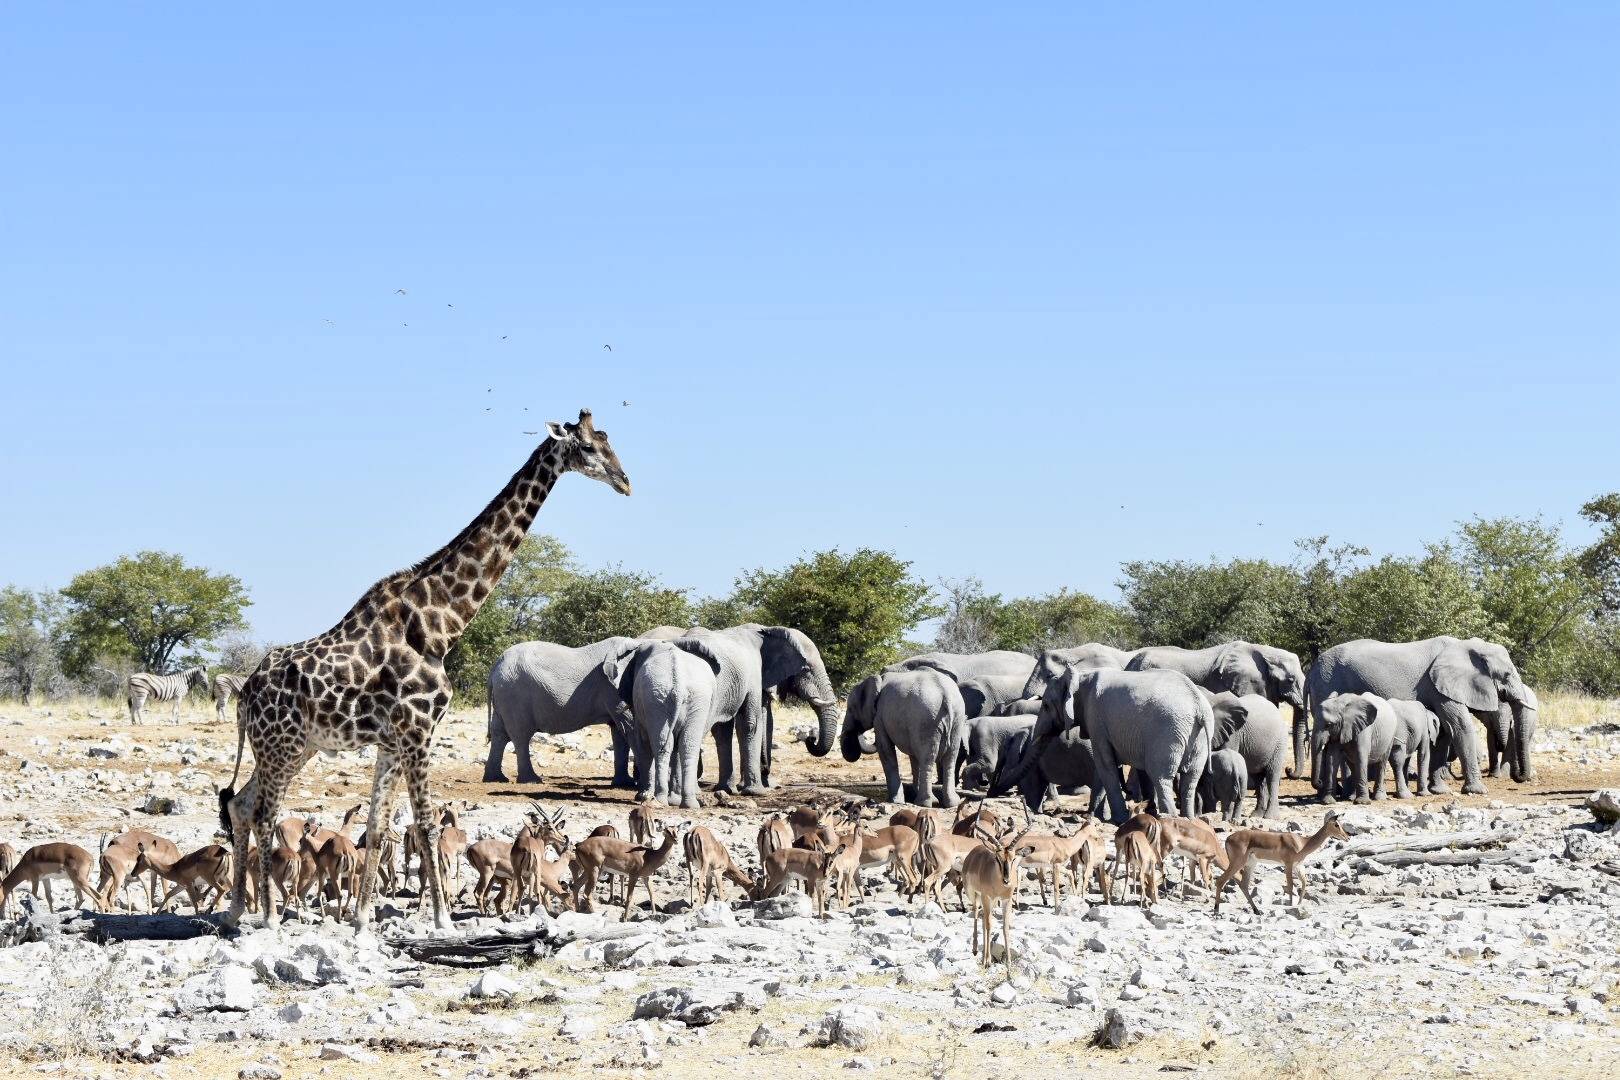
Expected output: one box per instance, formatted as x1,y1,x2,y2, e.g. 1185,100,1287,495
603,344,612,351
501,335,508,340
322,319,335,327
621,400,631,407
447,303,454,308
394,288,407,295
522,430,538,435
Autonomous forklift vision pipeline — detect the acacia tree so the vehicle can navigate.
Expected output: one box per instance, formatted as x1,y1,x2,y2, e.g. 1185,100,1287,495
0,587,62,703
59,551,250,674
728,548,939,690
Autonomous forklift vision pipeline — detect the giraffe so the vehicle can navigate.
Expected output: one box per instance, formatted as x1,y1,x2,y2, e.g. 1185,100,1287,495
219,409,631,929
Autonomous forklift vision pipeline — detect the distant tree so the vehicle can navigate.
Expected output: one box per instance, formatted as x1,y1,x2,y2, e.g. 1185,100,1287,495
1279,537,1370,666
1577,492,1620,615
689,592,759,632
934,579,1133,654
730,548,939,691
1117,557,1297,650
59,551,250,675
213,630,270,677
933,578,1023,654
0,587,63,703
446,535,577,696
1332,545,1495,645
536,567,691,649
1454,516,1592,685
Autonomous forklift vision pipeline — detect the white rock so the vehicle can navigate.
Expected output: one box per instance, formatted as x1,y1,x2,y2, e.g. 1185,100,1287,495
467,971,520,999
815,1004,881,1050
990,982,1018,1004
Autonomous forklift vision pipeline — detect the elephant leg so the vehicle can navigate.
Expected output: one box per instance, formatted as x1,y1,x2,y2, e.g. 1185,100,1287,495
1091,742,1129,824
1437,703,1486,795
1484,722,1503,778
1390,744,1411,799
908,747,935,808
634,726,658,803
737,701,768,796
936,740,960,808
609,721,636,790
1320,743,1339,805
513,733,541,786
875,728,904,803
675,729,702,809
711,721,737,793
483,721,510,783
1351,738,1371,804
761,696,775,789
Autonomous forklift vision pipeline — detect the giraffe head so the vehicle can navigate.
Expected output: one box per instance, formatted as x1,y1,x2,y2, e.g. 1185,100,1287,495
546,409,631,495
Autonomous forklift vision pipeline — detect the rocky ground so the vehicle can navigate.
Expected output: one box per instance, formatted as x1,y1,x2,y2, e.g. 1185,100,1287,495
1,696,1619,1079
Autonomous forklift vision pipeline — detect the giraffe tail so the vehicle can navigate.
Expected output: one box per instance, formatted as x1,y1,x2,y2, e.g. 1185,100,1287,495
218,702,249,834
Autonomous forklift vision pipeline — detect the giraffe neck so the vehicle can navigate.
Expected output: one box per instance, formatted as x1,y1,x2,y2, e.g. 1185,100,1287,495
343,439,566,657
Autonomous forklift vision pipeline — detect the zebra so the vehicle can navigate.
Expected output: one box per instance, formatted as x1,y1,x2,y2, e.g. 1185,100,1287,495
126,667,209,725
213,673,248,723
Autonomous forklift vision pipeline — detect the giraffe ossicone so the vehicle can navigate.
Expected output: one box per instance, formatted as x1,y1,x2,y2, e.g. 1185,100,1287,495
218,408,631,930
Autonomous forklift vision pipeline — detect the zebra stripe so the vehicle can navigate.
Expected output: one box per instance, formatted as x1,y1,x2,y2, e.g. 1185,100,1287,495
127,667,208,725
213,673,248,722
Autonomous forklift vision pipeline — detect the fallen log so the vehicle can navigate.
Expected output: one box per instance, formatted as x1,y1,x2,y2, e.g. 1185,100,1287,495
60,911,231,943
1365,850,1514,868
1332,829,1517,864
384,925,558,968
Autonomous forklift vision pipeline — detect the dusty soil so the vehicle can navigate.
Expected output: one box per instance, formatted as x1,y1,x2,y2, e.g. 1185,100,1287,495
0,695,1617,1080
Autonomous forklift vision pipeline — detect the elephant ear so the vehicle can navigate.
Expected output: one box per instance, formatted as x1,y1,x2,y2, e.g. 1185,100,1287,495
1342,696,1380,738
759,626,811,683
1213,643,1266,697
1428,644,1500,713
671,637,723,675
1216,697,1249,746
600,644,649,707
1519,684,1540,711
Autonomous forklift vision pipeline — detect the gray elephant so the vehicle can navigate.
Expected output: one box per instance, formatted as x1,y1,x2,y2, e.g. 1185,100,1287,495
1386,699,1437,793
1316,692,1408,803
1199,748,1249,823
1127,641,1307,775
990,696,1042,716
889,650,1036,718
1203,690,1288,818
840,667,968,807
600,639,722,808
1000,665,1213,822
1308,636,1534,795
645,623,842,793
484,636,641,785
1021,643,1137,699
958,713,1035,794
1485,687,1539,782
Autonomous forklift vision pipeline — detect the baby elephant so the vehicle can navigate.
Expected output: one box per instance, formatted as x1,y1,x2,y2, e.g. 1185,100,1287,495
1316,692,1409,804
1199,748,1249,823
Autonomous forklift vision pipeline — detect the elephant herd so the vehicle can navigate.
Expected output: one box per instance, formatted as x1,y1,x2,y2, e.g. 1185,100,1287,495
484,624,843,808
483,628,1539,823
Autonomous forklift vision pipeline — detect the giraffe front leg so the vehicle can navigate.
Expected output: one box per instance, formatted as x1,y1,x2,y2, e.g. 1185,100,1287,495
401,746,449,929
353,753,402,930
223,774,259,927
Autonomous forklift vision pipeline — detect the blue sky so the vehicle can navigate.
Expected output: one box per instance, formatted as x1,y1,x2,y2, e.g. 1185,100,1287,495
3,6,1616,646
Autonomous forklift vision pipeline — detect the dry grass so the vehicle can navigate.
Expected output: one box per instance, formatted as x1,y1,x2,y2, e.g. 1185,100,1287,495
1538,689,1620,731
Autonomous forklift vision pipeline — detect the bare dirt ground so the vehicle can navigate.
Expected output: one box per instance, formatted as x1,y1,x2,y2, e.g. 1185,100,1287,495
1,693,1618,1080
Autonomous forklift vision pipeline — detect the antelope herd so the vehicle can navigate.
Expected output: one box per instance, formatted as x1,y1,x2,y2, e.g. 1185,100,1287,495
0,793,1354,976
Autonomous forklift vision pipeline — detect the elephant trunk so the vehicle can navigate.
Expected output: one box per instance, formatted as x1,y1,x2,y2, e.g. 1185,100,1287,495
1287,710,1309,780
840,720,864,763
1512,702,1538,783
995,732,1049,792
804,700,842,759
